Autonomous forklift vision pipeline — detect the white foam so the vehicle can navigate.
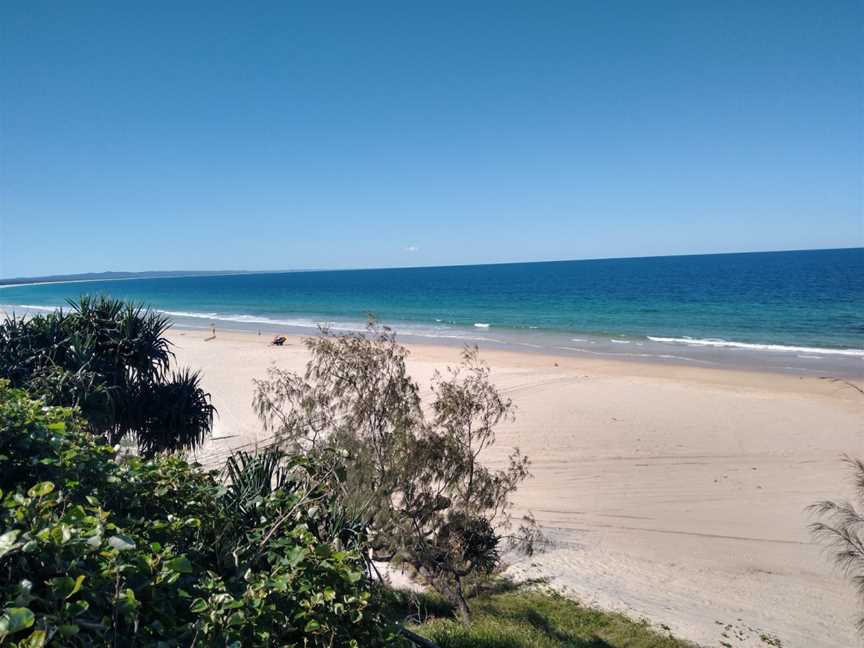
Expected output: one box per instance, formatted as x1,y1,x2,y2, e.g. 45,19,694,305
159,310,220,319
160,309,399,337
161,310,326,329
647,336,864,358
474,322,491,328
159,308,514,345
610,339,630,344
1,303,60,312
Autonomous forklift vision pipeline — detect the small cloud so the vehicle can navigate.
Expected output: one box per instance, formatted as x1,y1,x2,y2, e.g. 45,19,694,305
405,245,419,252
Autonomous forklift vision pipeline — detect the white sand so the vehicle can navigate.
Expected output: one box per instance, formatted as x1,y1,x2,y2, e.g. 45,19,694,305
170,329,863,647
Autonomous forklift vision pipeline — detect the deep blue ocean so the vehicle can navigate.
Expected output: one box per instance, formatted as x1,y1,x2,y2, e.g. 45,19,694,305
2,248,862,373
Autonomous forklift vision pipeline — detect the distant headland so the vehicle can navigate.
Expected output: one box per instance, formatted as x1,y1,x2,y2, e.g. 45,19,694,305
0,270,267,287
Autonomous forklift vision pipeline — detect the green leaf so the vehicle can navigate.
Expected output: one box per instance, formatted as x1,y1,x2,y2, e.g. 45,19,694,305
50,524,72,544
66,600,89,616
189,598,207,613
26,482,54,498
303,619,321,633
0,530,20,558
165,556,193,574
286,546,306,567
65,505,86,520
344,570,363,584
21,628,46,647
67,575,85,599
108,534,136,551
0,607,35,637
49,576,75,598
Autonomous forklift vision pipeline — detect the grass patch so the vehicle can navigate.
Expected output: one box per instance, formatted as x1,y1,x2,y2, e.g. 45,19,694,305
386,583,693,648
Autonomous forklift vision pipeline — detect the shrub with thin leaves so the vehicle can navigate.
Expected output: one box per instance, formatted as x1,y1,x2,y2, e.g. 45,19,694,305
253,324,538,622
810,455,864,636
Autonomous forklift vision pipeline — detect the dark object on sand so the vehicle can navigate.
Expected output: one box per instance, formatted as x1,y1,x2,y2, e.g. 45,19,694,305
271,335,287,346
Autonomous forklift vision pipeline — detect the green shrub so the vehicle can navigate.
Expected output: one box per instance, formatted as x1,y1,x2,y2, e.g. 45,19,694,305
0,381,395,646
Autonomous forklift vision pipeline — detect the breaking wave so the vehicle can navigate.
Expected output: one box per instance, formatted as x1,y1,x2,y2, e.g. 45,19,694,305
647,336,864,358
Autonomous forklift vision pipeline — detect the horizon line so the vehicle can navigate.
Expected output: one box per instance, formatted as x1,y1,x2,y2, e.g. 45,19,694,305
1,245,861,287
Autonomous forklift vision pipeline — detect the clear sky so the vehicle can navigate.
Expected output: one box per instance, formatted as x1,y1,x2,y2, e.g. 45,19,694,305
1,1,861,278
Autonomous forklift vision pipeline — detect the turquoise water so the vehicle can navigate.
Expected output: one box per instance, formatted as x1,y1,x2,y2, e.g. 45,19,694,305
2,248,862,373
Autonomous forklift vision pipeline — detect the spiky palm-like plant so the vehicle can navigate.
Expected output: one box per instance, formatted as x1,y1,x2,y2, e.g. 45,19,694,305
0,296,214,456
217,447,365,567
223,447,292,517
810,455,864,634
135,368,215,456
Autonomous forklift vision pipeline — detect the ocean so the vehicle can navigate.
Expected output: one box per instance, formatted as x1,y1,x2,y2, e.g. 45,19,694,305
2,248,862,375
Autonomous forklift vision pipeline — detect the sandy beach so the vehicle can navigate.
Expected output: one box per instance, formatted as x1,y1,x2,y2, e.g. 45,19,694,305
164,327,863,648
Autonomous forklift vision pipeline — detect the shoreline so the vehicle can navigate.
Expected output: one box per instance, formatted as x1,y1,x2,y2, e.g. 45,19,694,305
154,316,864,379
3,303,862,379
180,324,864,390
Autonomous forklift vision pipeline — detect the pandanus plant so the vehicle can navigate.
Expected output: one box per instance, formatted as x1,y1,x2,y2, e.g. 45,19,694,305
0,296,214,456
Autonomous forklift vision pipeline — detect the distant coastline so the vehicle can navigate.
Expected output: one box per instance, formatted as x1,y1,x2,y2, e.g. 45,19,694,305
0,269,269,287
3,246,860,287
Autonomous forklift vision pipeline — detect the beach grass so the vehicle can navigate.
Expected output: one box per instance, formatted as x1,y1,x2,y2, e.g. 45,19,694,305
387,582,693,648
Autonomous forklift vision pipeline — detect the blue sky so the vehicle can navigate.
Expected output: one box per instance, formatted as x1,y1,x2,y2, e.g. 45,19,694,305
1,1,861,278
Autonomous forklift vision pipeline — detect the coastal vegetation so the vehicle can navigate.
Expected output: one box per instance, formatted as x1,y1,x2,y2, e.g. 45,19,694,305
0,381,393,645
810,456,864,635
252,325,538,621
0,296,214,456
0,301,691,646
